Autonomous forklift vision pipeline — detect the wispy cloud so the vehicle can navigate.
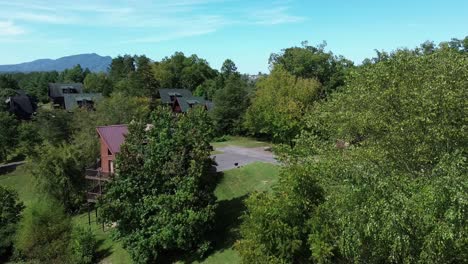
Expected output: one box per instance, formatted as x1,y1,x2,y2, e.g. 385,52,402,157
0,20,25,36
13,12,75,24
250,6,306,25
0,0,305,43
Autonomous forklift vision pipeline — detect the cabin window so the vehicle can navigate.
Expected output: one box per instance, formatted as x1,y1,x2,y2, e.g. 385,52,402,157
77,100,94,109
62,88,77,94
169,92,182,102
108,148,112,155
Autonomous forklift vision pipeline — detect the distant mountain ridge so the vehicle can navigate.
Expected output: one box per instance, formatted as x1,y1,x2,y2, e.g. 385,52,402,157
0,53,112,73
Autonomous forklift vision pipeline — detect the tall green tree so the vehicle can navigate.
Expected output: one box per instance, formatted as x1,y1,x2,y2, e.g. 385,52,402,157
211,75,249,135
0,186,24,258
0,75,19,90
99,107,217,263
0,111,18,162
109,55,136,82
83,72,113,96
131,55,159,97
59,64,89,83
244,67,321,143
15,199,72,263
94,92,150,125
34,108,73,145
153,52,218,91
32,143,86,212
269,41,352,96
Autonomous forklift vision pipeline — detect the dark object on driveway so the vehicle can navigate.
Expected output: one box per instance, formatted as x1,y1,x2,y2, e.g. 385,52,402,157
263,146,272,152
234,162,239,166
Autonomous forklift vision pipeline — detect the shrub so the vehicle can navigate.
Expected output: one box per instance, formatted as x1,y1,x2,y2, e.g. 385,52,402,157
15,199,72,263
70,227,98,264
0,186,24,259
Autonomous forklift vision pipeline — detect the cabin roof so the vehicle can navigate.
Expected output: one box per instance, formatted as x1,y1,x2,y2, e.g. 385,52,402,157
48,83,83,98
63,93,103,110
158,89,192,104
7,91,35,115
96,125,128,154
174,96,212,113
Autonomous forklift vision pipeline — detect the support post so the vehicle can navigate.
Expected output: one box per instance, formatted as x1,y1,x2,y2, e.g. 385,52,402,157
87,203,91,225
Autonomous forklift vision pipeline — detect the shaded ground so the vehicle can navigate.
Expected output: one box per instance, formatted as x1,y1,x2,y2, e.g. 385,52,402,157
190,162,280,264
212,146,278,172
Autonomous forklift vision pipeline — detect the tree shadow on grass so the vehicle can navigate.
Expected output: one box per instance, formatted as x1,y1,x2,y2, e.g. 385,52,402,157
182,195,248,263
158,195,248,264
94,238,113,263
0,165,16,175
210,195,247,250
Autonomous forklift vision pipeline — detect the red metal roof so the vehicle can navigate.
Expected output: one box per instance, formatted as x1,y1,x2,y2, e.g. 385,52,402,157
96,125,128,154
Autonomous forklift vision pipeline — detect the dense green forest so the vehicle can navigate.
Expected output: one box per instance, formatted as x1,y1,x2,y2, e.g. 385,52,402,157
0,37,467,263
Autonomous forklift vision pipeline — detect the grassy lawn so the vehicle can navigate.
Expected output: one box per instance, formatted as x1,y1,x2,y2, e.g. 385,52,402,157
73,213,132,264
211,136,272,149
195,162,280,264
215,162,280,201
0,165,131,264
0,165,37,207
0,161,280,264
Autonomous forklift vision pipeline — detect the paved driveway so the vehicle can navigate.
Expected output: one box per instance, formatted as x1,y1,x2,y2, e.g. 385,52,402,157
211,146,278,171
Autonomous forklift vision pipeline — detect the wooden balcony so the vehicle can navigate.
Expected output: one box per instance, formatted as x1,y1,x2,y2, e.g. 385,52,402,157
85,168,112,181
85,167,113,203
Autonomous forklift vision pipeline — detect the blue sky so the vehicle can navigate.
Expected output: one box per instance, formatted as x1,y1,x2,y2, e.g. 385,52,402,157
0,0,467,73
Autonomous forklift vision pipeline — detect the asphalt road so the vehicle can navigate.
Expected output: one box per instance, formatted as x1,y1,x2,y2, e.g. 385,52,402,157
211,146,278,172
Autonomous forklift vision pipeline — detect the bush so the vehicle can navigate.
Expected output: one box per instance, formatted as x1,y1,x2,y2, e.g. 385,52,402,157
32,143,86,212
15,199,72,263
0,186,24,259
70,227,98,264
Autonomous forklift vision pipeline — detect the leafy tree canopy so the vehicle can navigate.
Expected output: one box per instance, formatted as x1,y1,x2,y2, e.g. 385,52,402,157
15,199,72,263
31,143,86,212
269,41,353,96
244,66,321,143
83,72,113,96
153,52,218,91
99,107,217,263
238,44,468,263
0,111,18,162
0,186,24,258
211,74,249,135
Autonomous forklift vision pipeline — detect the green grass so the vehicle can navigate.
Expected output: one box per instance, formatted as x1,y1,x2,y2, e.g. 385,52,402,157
0,165,131,264
73,213,132,264
195,162,280,264
0,165,37,207
0,161,280,264
215,162,280,201
211,136,272,149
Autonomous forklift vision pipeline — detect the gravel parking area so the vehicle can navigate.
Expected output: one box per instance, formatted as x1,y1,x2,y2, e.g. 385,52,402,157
211,146,278,171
